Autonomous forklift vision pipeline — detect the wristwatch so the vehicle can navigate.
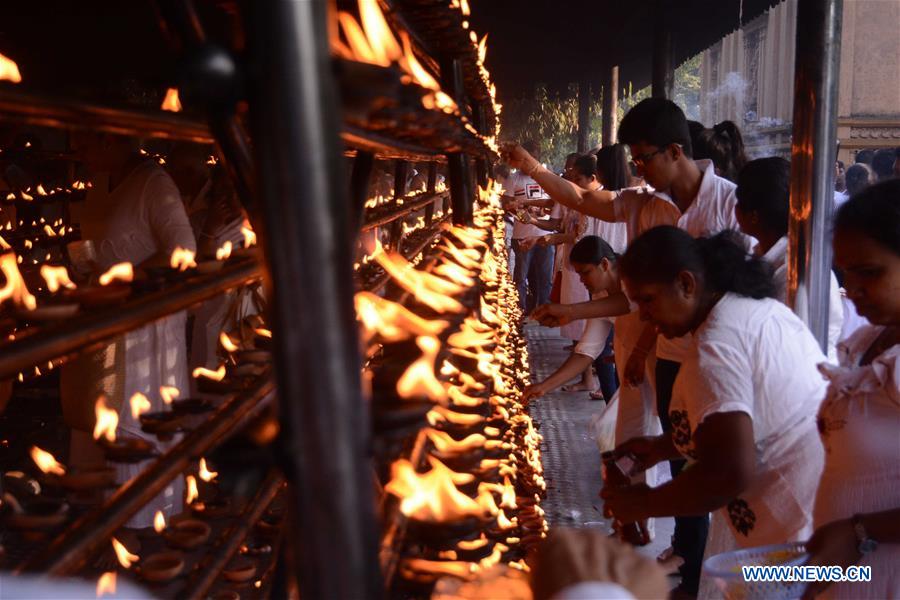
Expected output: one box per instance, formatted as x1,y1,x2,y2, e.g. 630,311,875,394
851,514,878,554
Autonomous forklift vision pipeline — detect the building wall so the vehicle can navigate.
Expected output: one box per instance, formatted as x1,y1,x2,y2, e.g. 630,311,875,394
699,0,900,162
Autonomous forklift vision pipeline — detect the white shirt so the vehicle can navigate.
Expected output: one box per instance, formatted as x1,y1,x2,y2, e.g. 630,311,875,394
574,293,614,359
504,170,551,239
671,293,826,546
761,236,843,362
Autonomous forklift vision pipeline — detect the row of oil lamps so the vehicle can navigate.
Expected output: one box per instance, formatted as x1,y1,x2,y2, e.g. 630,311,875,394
357,180,546,591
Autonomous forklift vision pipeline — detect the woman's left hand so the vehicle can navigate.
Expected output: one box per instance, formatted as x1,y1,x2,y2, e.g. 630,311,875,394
600,483,653,523
521,383,547,403
801,519,861,599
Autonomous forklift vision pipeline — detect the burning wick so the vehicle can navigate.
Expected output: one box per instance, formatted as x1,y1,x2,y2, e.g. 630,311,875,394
93,396,118,442
96,572,116,597
241,220,256,247
255,328,272,338
98,262,133,286
185,475,199,504
154,510,166,533
219,332,239,353
215,240,232,261
129,392,151,420
160,385,180,405
0,52,22,83
30,446,66,476
111,537,139,568
170,246,197,271
198,458,218,482
161,87,182,112
193,364,226,381
0,253,37,310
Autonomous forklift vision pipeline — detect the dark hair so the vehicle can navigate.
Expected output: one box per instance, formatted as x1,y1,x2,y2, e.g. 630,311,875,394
620,226,777,299
594,144,630,191
871,148,897,180
736,157,791,237
571,154,597,180
855,149,874,165
697,121,747,182
618,98,692,157
845,163,874,197
834,178,900,256
570,235,618,265
687,120,707,160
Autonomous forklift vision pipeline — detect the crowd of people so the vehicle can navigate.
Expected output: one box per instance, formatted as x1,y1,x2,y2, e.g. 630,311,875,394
499,98,900,599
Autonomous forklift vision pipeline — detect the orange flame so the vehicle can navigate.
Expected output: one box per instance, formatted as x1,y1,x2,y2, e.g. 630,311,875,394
198,457,218,482
98,262,133,286
358,0,402,66
457,535,489,551
396,336,447,402
426,405,485,427
500,475,517,509
93,396,118,442
386,456,495,522
129,392,151,420
215,240,232,261
373,249,464,314
447,386,486,408
161,88,182,112
193,364,226,381
401,558,475,579
0,253,37,310
432,262,475,287
0,52,22,83
185,474,199,504
154,510,166,533
255,327,272,338
96,572,116,597
477,34,488,65
425,429,486,454
241,220,257,247
355,292,448,343
111,537,139,568
30,446,66,475
219,332,239,353
160,385,180,405
170,246,197,271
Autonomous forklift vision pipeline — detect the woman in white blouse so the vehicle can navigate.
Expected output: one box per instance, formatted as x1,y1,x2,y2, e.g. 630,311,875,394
601,226,827,599
803,180,900,599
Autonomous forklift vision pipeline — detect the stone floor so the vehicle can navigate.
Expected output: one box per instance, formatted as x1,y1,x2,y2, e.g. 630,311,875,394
525,322,675,562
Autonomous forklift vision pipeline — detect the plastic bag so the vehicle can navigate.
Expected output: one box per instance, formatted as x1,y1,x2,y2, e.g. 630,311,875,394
588,390,619,454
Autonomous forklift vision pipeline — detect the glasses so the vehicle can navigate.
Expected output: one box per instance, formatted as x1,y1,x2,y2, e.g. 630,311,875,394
629,147,667,169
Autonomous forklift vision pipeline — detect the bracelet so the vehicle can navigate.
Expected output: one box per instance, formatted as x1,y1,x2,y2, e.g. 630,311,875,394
525,161,542,177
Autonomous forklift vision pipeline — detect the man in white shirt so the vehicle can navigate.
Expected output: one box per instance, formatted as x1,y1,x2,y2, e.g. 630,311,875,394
503,98,751,596
501,140,554,313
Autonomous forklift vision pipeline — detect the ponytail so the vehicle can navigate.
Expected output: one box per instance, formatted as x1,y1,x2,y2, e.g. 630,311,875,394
620,226,776,299
697,120,748,182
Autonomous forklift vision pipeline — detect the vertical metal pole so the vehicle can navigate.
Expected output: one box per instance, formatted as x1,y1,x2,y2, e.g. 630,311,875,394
474,104,489,189
577,79,591,152
244,1,381,598
441,57,475,225
652,2,674,100
424,162,437,226
348,150,375,235
602,66,619,146
787,0,843,351
389,160,409,249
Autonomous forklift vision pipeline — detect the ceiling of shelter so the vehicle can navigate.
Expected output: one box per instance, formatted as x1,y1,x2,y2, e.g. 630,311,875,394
469,0,784,100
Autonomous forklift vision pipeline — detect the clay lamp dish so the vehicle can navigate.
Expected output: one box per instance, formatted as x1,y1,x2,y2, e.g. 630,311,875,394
99,436,158,463
192,497,231,519
170,397,214,415
139,411,188,438
163,518,212,550
235,349,271,364
15,301,79,322
406,516,486,547
254,514,283,540
64,284,131,308
196,376,241,395
6,497,69,530
196,260,224,274
229,363,266,378
230,246,259,261
211,591,240,600
222,556,257,583
42,467,116,491
140,551,185,583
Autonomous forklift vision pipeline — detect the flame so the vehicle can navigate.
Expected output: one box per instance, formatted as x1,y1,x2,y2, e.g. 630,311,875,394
241,220,257,247
426,405,485,427
400,32,439,92
161,88,182,112
0,253,37,310
500,476,517,509
457,535,489,551
36,183,48,196
220,332,239,353
93,396,118,442
193,364,226,381
355,292,447,343
396,336,447,402
401,558,475,579
460,0,471,16
433,262,475,287
439,239,481,270
43,224,57,237
198,457,218,482
99,262,133,285
185,474,199,504
0,52,22,83
386,456,496,522
154,510,166,533
358,0,402,66
160,385,180,405
255,327,272,338
215,240,232,261
129,392,151,420
170,246,197,271
30,446,66,475
111,537,139,568
440,360,459,377
96,572,116,597
373,249,464,313
73,180,87,190
477,34,488,65
447,386,486,408
447,321,494,350
425,429,486,454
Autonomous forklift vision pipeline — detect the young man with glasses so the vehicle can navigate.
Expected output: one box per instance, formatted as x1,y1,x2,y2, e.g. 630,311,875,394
503,98,747,598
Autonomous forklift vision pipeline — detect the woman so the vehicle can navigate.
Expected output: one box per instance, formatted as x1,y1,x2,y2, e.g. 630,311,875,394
523,236,665,539
602,226,827,599
803,180,900,599
734,157,843,361
693,121,747,183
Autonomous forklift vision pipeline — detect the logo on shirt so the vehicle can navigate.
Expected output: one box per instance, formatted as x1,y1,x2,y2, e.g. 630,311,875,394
525,183,545,200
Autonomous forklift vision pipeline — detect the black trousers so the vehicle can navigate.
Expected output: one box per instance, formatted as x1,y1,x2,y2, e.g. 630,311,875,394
656,358,709,595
